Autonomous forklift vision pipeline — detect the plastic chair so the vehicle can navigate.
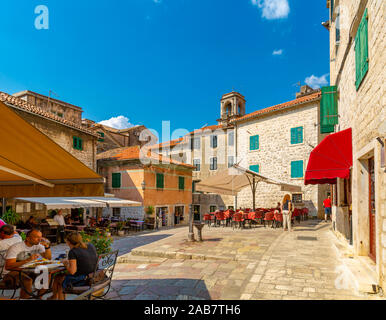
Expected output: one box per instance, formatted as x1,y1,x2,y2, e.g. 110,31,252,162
215,211,226,227
263,212,275,228
232,213,243,229
273,213,283,228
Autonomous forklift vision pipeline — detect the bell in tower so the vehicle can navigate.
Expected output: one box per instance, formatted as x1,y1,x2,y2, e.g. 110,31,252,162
218,91,246,125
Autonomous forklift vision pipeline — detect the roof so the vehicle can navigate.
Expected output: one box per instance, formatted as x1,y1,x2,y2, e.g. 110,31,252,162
0,91,98,137
148,137,184,150
231,91,321,124
91,123,144,134
13,90,82,111
97,146,195,169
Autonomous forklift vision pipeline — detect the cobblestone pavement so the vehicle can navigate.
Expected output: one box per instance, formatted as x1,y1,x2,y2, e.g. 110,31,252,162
107,220,385,300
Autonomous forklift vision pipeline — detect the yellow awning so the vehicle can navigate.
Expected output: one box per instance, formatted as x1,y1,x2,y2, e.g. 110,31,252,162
0,101,104,197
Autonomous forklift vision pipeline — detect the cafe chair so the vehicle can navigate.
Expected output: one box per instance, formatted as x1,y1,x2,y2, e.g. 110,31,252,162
263,212,275,228
0,251,19,299
63,250,119,300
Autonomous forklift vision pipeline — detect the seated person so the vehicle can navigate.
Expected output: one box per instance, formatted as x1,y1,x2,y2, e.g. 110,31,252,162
25,216,38,229
0,224,22,252
4,229,51,299
49,232,98,300
274,202,282,214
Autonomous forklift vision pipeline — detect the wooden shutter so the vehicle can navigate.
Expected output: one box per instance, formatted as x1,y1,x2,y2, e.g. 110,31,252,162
156,173,164,189
249,165,259,173
291,127,303,144
355,8,369,90
320,86,338,133
250,135,259,150
291,161,304,178
112,173,121,188
178,177,185,190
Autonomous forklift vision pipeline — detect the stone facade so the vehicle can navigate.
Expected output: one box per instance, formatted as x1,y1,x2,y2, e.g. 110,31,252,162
233,96,329,216
13,90,83,124
327,0,386,289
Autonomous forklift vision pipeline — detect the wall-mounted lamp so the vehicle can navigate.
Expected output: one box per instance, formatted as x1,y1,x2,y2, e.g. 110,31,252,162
141,181,146,191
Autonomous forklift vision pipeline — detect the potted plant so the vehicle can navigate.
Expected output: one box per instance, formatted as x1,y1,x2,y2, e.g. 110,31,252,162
80,229,113,255
1,208,21,228
117,221,125,237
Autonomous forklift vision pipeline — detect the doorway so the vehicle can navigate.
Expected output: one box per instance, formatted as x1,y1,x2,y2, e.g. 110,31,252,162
368,157,376,262
174,206,184,225
156,207,168,227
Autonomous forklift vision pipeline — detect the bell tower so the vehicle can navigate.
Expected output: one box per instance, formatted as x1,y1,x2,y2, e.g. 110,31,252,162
218,92,246,125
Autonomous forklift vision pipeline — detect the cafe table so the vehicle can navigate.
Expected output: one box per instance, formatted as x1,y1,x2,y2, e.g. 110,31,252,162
9,261,66,299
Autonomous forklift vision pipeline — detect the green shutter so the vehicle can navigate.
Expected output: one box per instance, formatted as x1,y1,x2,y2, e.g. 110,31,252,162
291,161,304,178
112,173,121,188
320,86,338,134
73,137,77,149
178,177,185,190
249,165,260,173
291,127,303,144
156,173,164,189
355,8,369,90
249,135,259,150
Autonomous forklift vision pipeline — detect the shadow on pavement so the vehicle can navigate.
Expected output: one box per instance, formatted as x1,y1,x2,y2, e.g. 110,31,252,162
113,234,175,256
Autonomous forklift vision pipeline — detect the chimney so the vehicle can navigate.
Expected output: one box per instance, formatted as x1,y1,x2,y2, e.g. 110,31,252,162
296,85,317,98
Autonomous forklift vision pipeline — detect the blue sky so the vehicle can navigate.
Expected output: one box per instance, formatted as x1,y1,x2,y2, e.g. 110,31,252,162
0,0,330,142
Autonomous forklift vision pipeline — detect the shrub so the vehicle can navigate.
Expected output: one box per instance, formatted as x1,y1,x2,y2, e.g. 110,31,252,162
80,229,113,255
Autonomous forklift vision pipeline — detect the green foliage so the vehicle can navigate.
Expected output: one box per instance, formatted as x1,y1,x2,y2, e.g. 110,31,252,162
80,229,113,255
1,208,21,225
145,206,154,215
117,221,125,231
20,232,27,241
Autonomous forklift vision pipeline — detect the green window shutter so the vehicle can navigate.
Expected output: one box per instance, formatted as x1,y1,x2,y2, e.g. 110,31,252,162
320,86,338,133
156,173,164,189
178,177,185,190
291,127,303,144
73,136,77,149
291,161,304,178
249,165,260,173
355,8,369,90
78,138,83,150
112,173,121,188
97,132,105,142
249,135,259,150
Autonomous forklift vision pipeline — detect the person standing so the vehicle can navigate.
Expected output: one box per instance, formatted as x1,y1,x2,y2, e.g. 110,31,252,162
323,195,332,222
54,210,66,244
282,195,293,232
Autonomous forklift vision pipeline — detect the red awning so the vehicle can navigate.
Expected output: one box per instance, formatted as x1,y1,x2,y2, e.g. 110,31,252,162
305,128,352,185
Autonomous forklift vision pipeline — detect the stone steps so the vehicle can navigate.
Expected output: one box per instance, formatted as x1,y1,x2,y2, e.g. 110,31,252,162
117,253,167,264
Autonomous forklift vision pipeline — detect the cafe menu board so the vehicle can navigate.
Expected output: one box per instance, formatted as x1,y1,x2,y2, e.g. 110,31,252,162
46,219,59,226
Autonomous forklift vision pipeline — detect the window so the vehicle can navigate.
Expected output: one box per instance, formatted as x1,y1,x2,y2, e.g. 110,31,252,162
210,157,217,170
320,86,338,133
73,136,83,150
97,131,105,142
355,8,369,90
112,173,121,188
209,205,217,213
249,165,260,173
335,5,340,44
156,173,164,189
178,176,185,190
193,159,201,171
228,156,235,168
192,181,199,193
291,127,304,144
292,194,303,203
228,131,234,146
191,137,201,150
249,135,259,151
291,160,304,178
57,112,63,118
112,208,121,217
193,205,201,221
210,135,217,148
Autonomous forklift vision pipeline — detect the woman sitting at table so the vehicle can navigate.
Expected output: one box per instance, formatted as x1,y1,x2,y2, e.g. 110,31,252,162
49,232,98,300
25,216,38,229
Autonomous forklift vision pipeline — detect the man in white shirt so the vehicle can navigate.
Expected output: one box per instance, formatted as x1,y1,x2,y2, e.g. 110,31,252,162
53,210,66,244
5,229,51,299
0,224,22,252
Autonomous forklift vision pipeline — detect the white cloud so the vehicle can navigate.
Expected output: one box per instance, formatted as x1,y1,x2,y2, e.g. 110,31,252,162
251,0,290,20
99,116,135,129
272,49,283,55
305,74,329,89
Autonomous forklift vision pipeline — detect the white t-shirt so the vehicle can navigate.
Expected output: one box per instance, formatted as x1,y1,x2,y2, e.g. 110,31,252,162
0,234,22,252
6,241,45,262
54,214,65,226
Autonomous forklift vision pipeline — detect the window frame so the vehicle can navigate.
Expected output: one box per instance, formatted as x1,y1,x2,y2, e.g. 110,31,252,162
290,126,304,145
249,135,259,151
210,157,218,171
193,159,201,172
178,176,185,191
249,164,260,174
156,173,165,189
290,160,304,179
73,136,83,151
111,172,121,189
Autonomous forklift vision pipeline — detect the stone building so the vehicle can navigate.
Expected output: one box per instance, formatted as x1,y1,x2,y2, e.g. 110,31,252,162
82,119,155,154
97,146,194,227
231,89,329,217
0,91,98,170
13,90,83,124
324,0,386,290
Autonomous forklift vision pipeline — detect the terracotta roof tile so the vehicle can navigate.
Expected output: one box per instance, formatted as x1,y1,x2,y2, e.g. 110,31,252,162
231,91,321,123
0,91,98,137
97,145,195,169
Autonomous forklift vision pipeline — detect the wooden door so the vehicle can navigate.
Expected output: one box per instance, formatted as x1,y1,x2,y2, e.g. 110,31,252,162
368,158,376,262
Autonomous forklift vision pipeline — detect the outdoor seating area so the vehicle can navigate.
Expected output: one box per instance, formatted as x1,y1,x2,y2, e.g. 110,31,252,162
204,207,309,230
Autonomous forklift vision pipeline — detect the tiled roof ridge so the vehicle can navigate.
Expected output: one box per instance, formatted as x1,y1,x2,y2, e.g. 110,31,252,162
0,91,98,137
231,91,321,123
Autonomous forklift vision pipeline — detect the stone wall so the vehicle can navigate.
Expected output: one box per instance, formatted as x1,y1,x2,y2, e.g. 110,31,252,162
236,101,329,216
13,109,97,170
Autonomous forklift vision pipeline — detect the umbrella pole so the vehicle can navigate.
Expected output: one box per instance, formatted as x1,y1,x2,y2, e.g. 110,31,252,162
252,176,256,212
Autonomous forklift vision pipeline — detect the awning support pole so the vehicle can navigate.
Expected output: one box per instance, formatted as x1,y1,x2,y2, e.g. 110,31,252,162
252,176,256,212
0,165,54,188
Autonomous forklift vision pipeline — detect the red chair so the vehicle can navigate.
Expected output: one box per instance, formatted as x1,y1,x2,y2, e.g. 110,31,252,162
273,213,283,228
302,208,309,220
254,211,264,225
263,211,275,228
215,211,226,227
232,213,243,229
292,209,301,224
204,214,212,227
